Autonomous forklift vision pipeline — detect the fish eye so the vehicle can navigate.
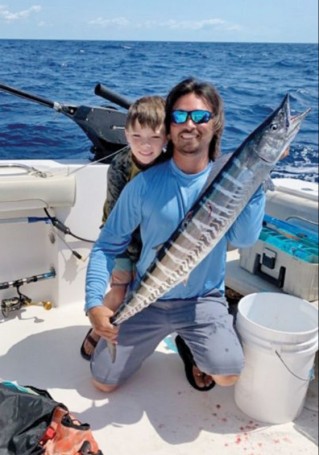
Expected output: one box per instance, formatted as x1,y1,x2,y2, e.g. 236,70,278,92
270,123,278,131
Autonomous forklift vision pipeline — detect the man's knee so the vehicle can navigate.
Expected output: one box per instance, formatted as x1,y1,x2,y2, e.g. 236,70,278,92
92,378,118,393
212,374,239,387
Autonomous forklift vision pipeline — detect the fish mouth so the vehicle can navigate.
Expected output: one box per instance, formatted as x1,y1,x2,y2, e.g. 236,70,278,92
282,93,311,142
288,107,311,140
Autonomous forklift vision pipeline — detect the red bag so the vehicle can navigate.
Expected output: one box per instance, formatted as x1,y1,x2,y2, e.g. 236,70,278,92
39,405,103,455
0,382,103,455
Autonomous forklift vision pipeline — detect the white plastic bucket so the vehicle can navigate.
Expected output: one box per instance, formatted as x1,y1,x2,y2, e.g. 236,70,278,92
234,292,318,424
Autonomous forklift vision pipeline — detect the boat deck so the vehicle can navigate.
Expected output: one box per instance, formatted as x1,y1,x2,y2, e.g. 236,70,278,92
1,254,317,455
0,162,317,454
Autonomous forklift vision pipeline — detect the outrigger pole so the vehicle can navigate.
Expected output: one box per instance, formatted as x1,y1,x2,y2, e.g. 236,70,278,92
0,82,133,162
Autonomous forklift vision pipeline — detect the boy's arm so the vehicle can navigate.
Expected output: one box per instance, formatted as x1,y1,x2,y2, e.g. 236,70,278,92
85,174,144,313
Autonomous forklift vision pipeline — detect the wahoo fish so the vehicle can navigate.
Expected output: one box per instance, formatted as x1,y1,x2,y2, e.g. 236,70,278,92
111,94,310,326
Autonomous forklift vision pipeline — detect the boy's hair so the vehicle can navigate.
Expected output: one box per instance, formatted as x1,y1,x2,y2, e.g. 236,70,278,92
126,96,166,131
165,77,224,161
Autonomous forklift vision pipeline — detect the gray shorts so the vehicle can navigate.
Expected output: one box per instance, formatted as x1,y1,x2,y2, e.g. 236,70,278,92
91,295,244,385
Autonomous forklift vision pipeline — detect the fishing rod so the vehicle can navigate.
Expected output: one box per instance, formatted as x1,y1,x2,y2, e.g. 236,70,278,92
0,83,60,110
0,268,56,291
0,82,128,162
1,268,56,317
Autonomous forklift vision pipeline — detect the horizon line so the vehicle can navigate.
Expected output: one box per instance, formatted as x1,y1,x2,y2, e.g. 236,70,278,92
0,38,317,45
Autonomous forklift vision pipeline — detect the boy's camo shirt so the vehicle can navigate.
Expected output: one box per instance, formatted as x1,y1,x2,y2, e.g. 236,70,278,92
102,146,142,264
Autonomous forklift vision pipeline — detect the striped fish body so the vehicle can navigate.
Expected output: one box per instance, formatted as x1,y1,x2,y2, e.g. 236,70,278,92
112,94,310,325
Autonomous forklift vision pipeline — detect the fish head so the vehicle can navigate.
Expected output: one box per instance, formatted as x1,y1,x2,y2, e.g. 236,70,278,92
250,94,310,164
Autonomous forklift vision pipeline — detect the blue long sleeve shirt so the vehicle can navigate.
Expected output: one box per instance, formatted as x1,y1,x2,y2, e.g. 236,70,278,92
85,158,265,312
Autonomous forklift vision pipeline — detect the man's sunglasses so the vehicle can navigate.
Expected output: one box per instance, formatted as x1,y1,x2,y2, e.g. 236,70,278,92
171,110,213,125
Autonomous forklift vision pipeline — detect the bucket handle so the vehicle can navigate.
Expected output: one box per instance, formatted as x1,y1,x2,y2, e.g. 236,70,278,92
275,350,315,382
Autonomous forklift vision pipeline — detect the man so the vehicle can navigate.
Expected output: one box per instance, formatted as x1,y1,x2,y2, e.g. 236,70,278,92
84,78,265,392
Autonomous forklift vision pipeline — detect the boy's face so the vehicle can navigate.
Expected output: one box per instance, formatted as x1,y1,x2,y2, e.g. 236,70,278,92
125,120,167,166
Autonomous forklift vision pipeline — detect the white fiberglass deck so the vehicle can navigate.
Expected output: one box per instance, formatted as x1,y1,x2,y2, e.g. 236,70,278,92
0,298,317,455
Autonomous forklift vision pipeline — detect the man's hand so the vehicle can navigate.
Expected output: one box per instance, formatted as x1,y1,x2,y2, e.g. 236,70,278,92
87,305,119,343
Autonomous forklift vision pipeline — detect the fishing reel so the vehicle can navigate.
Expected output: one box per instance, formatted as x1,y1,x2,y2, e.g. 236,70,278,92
0,269,55,318
1,288,52,318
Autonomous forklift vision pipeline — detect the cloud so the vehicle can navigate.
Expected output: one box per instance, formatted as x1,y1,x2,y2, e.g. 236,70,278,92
89,17,130,27
155,19,227,31
0,4,41,22
88,16,241,33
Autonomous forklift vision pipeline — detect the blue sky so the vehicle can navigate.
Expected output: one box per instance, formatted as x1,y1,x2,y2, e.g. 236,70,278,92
0,0,318,42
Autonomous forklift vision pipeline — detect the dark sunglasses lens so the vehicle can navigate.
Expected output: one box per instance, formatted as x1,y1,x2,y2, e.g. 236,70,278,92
171,111,188,124
191,110,212,124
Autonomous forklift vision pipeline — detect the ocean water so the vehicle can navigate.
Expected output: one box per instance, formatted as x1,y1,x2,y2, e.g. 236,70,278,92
0,40,318,182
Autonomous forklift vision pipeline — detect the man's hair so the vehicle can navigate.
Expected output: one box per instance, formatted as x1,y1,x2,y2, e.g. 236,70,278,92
165,78,224,161
126,96,166,131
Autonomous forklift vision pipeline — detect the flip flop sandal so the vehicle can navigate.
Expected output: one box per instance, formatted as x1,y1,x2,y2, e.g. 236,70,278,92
175,335,215,392
80,328,99,361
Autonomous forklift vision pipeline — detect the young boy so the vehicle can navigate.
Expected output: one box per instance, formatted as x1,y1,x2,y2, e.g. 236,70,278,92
81,95,167,360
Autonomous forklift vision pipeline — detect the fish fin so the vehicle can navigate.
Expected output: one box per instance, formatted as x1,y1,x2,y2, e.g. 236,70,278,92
263,176,275,192
206,153,233,186
198,153,234,198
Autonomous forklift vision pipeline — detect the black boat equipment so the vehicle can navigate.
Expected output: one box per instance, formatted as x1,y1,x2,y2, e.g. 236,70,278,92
0,82,133,163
